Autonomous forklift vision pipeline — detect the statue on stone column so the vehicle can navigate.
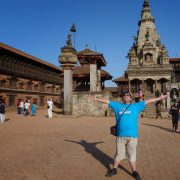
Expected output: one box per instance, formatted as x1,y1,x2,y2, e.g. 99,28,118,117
66,33,72,48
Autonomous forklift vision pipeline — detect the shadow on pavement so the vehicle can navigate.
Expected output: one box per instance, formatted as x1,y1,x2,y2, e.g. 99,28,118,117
64,139,132,176
142,123,180,134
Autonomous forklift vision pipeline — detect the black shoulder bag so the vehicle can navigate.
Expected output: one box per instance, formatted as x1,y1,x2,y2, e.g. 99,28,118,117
110,104,131,136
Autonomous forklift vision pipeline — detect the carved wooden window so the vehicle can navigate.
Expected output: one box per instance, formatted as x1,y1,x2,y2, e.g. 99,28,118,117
40,84,45,92
10,78,16,89
19,82,24,89
39,96,44,106
34,84,39,91
2,56,6,68
10,58,14,70
0,57,2,68
9,95,15,107
0,80,7,87
51,86,55,93
47,86,51,92
27,81,32,90
56,88,59,93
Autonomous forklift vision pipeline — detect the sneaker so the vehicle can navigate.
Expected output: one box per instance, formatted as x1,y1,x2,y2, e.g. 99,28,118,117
105,168,117,177
132,171,142,180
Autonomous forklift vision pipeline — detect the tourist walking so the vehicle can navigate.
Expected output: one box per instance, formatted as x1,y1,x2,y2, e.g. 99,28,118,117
91,91,167,180
31,102,37,116
0,100,6,124
19,99,24,115
17,99,21,114
28,100,31,114
24,100,30,116
47,99,53,118
170,100,180,131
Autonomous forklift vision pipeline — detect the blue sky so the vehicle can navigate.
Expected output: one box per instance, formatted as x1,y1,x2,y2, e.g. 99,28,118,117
1,0,180,87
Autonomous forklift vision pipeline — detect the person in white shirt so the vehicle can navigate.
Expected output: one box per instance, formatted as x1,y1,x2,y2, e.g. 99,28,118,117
0,100,6,123
19,100,24,115
47,99,53,118
24,100,30,116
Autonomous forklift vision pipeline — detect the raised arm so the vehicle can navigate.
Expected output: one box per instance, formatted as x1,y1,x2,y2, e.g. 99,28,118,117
91,95,110,104
145,94,168,105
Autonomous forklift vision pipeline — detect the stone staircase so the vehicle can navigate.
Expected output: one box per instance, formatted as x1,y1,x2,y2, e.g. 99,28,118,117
143,93,156,118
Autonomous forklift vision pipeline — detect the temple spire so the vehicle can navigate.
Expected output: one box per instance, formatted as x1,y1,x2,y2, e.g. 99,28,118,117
143,0,149,8
140,0,153,22
135,0,158,54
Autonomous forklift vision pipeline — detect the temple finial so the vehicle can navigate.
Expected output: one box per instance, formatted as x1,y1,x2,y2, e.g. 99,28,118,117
86,44,89,49
143,0,149,7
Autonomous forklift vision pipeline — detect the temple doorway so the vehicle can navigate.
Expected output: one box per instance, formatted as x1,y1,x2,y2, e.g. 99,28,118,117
145,79,154,93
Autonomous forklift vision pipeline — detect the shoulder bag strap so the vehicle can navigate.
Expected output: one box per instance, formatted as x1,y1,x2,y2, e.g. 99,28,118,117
116,103,131,126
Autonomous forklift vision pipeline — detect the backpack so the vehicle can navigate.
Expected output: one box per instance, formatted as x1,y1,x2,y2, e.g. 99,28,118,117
0,104,6,113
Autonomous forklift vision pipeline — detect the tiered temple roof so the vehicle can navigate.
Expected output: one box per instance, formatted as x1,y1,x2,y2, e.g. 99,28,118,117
77,48,107,67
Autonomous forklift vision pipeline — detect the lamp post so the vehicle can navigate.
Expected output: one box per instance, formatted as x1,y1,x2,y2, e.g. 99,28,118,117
70,23,76,49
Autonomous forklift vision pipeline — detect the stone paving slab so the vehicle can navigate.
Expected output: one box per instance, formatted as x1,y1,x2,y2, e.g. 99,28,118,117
0,110,179,180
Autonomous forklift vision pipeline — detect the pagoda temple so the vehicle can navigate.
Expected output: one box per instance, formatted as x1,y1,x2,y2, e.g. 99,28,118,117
73,47,112,91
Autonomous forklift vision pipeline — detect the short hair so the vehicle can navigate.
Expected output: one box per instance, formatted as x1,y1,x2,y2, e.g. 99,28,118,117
121,90,132,98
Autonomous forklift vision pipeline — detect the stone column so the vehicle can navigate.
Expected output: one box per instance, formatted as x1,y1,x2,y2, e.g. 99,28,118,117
97,69,101,92
64,69,73,114
166,91,171,109
142,80,145,92
128,80,131,91
155,80,158,91
166,82,171,109
90,64,97,92
153,83,156,93
59,46,77,115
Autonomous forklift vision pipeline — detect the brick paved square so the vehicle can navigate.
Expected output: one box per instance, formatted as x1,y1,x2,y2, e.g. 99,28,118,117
0,111,179,180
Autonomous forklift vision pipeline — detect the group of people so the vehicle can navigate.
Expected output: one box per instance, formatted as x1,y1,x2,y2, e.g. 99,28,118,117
0,97,54,126
0,98,53,123
16,98,54,118
17,99,37,116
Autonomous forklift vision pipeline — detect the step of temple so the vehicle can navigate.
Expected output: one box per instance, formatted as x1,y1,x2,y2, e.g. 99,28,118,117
143,93,157,118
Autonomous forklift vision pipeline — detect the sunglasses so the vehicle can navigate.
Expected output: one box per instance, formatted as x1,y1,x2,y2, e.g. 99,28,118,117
123,94,130,97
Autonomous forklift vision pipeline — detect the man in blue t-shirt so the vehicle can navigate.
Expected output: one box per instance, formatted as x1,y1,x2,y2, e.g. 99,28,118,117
91,90,167,180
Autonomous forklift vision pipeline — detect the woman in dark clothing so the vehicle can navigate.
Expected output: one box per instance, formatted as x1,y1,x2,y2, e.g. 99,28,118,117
170,101,180,131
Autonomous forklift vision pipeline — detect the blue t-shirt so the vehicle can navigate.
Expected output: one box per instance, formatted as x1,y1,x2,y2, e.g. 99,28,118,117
109,101,146,138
